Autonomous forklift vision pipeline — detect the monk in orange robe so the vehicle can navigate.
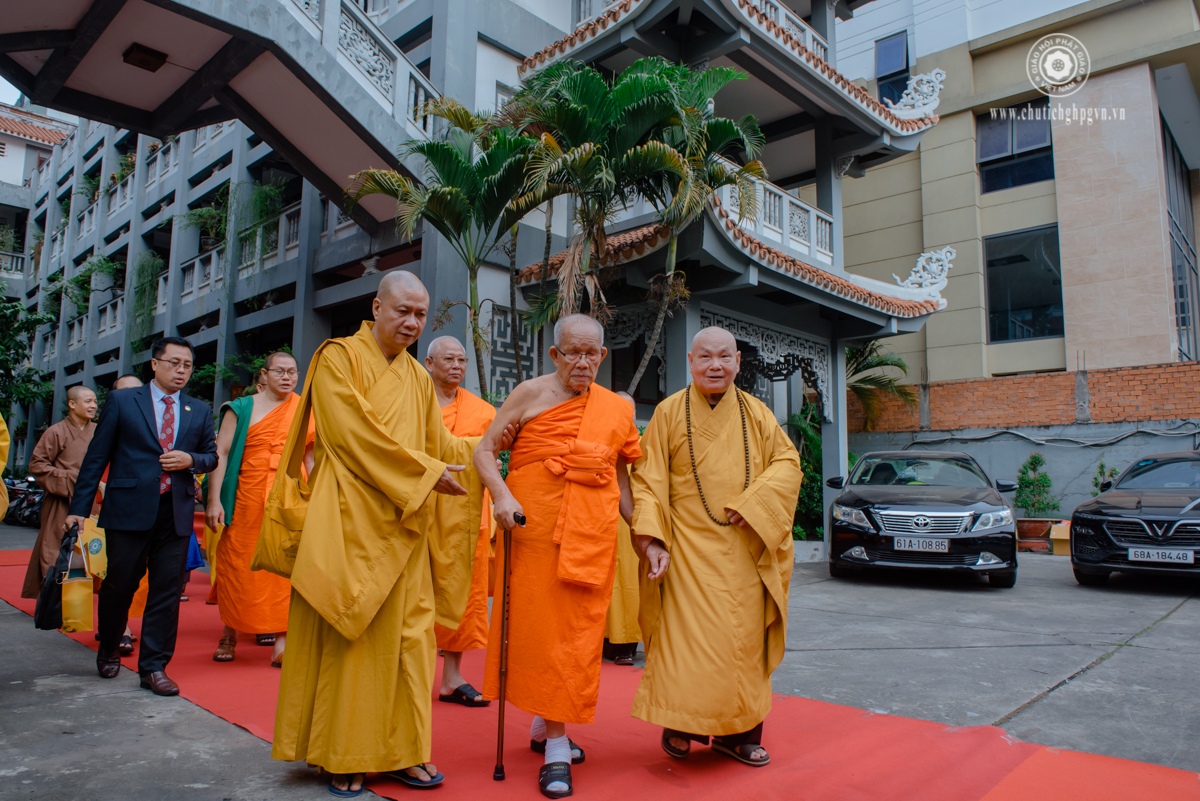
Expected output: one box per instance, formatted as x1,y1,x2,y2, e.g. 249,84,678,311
205,352,312,666
475,314,660,799
425,335,496,706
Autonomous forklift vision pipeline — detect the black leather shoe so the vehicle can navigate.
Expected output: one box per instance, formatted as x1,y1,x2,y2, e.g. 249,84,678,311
139,671,180,696
97,649,121,679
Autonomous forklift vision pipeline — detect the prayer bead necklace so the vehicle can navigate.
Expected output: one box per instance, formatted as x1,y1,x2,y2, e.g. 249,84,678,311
685,385,750,526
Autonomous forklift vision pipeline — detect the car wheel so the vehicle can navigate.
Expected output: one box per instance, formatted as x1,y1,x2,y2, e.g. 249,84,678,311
829,562,854,579
1074,568,1109,587
988,570,1017,588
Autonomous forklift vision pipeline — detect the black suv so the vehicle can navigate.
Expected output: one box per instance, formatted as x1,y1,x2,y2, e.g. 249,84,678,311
1071,452,1200,586
826,451,1019,587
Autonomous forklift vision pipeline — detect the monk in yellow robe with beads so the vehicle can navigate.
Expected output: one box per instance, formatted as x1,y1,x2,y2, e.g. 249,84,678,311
630,326,802,768
271,272,489,796
475,314,655,799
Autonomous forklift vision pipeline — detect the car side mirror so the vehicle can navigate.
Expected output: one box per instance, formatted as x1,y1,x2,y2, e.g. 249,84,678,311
826,476,845,489
1099,480,1113,493
995,480,1016,493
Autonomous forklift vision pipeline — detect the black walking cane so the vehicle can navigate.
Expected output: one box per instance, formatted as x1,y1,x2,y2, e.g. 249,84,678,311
493,512,525,781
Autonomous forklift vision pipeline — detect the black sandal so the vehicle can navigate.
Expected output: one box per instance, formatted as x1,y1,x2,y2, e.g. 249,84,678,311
437,682,490,707
118,634,135,657
538,762,573,799
661,730,689,759
711,740,770,767
256,633,276,646
530,738,586,764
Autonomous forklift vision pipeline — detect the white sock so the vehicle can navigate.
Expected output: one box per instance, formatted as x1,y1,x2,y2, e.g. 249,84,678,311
543,734,572,791
530,716,547,743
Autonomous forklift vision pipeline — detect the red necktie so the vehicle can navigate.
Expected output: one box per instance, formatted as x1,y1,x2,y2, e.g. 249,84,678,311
159,396,174,494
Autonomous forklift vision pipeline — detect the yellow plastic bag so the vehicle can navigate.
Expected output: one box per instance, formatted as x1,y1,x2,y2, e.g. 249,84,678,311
60,537,93,633
79,519,107,580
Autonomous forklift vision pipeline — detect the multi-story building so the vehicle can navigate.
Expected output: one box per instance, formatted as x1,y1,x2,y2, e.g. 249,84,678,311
836,0,1200,509
2,0,962,540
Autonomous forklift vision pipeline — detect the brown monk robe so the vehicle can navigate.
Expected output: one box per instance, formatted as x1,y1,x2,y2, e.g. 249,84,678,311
475,315,660,799
631,327,802,768
425,336,496,707
22,386,98,598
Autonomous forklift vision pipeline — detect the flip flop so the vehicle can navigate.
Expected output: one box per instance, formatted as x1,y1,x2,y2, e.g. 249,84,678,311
118,634,135,657
438,683,489,707
384,764,444,788
327,780,364,798
256,633,276,646
530,738,586,764
271,653,284,669
711,740,770,767
660,731,689,759
538,762,573,799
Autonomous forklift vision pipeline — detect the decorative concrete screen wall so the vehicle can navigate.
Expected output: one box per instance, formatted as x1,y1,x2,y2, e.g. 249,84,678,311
849,362,1200,433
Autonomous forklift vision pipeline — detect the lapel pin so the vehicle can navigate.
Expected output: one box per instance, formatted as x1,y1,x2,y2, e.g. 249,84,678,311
184,405,191,412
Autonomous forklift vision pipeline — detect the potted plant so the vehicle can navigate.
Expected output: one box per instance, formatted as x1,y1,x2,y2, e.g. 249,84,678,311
1014,451,1061,546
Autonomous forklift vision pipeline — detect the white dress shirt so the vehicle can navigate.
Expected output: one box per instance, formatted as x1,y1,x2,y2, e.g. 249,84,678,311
149,381,181,450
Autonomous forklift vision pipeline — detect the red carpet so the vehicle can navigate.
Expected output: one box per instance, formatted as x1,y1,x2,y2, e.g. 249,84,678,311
2,557,1197,800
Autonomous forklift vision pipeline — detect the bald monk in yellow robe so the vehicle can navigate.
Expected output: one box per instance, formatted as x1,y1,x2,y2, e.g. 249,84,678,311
631,326,802,768
475,314,658,799
271,271,488,796
425,335,496,706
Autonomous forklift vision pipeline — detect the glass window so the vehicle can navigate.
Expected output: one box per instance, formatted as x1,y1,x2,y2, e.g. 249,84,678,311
985,225,1064,342
849,456,991,488
1163,119,1197,361
875,33,907,78
1118,459,1200,489
977,99,1054,193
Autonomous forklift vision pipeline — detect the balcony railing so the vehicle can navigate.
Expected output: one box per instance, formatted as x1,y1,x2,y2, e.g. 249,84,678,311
179,247,225,300
237,202,302,278
107,173,135,216
67,314,88,350
42,332,56,363
48,231,62,265
744,0,828,62
95,297,123,337
76,203,97,240
715,159,835,266
145,141,178,191
156,271,169,314
0,250,25,275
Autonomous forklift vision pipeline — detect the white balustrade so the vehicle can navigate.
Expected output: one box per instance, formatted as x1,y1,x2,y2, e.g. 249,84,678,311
107,173,135,216
67,314,88,349
95,297,123,336
145,140,178,192
237,202,305,279
746,0,828,61
716,158,835,266
0,250,25,275
42,332,56,363
76,203,97,240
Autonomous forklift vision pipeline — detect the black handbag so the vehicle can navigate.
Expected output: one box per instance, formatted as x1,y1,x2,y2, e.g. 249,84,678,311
34,524,79,631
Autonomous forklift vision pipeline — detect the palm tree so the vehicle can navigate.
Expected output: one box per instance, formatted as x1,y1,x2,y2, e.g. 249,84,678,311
846,340,918,431
506,58,693,318
348,99,541,396
625,62,766,395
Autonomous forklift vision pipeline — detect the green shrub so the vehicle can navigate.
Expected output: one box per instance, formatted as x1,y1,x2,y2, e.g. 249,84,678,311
1015,452,1060,517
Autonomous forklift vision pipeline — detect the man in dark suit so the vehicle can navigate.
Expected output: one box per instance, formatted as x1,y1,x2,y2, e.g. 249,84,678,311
66,337,218,696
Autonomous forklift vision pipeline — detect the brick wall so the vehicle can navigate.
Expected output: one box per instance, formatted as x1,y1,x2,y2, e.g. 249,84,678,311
848,362,1200,433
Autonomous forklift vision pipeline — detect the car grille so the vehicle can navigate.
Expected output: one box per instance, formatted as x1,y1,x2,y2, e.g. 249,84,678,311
1073,530,1099,557
866,549,978,566
876,512,971,535
1103,520,1200,548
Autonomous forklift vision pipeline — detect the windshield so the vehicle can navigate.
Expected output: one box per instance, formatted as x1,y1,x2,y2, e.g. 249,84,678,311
849,456,991,488
1117,460,1200,489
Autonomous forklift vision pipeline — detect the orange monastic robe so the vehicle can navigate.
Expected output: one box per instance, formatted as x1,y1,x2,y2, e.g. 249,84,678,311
215,394,307,633
433,387,495,651
483,386,641,724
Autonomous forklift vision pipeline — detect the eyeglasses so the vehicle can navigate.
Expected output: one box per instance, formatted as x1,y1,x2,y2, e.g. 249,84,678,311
267,368,299,378
560,351,603,364
155,357,193,371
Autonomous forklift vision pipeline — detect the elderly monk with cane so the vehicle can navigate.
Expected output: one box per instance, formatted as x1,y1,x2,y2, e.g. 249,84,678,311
475,313,662,799
272,271,512,797
630,326,802,768
425,335,496,707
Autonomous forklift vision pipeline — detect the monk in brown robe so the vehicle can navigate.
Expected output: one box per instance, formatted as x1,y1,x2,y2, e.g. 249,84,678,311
475,314,663,799
22,386,97,599
206,352,309,666
631,327,803,768
425,335,495,707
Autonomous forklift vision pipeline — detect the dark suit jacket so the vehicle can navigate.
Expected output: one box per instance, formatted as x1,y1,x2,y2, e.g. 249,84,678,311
69,384,218,537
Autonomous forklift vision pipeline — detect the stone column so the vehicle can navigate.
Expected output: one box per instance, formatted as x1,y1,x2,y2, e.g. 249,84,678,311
291,181,331,384
821,339,848,560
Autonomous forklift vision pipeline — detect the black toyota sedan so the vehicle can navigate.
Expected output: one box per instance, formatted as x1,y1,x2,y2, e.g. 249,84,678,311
1071,452,1200,586
826,451,1019,587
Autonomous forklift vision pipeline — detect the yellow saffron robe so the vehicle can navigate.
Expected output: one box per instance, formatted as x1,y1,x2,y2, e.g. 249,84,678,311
605,476,642,646
272,323,483,774
630,384,802,736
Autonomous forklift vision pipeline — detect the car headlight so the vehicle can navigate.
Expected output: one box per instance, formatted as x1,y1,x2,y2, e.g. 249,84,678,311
833,504,872,528
972,508,1014,531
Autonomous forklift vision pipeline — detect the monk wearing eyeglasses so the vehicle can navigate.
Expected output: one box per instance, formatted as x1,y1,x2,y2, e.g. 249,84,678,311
474,314,660,799
205,351,312,666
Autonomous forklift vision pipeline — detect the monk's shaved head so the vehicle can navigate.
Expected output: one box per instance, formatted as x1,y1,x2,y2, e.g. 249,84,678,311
376,269,428,303
553,314,605,349
65,385,98,424
66,385,95,402
427,335,465,360
690,326,736,353
114,374,142,390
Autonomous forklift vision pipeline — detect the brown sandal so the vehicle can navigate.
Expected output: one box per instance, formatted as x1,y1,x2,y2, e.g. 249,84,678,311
711,740,770,766
213,634,236,662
